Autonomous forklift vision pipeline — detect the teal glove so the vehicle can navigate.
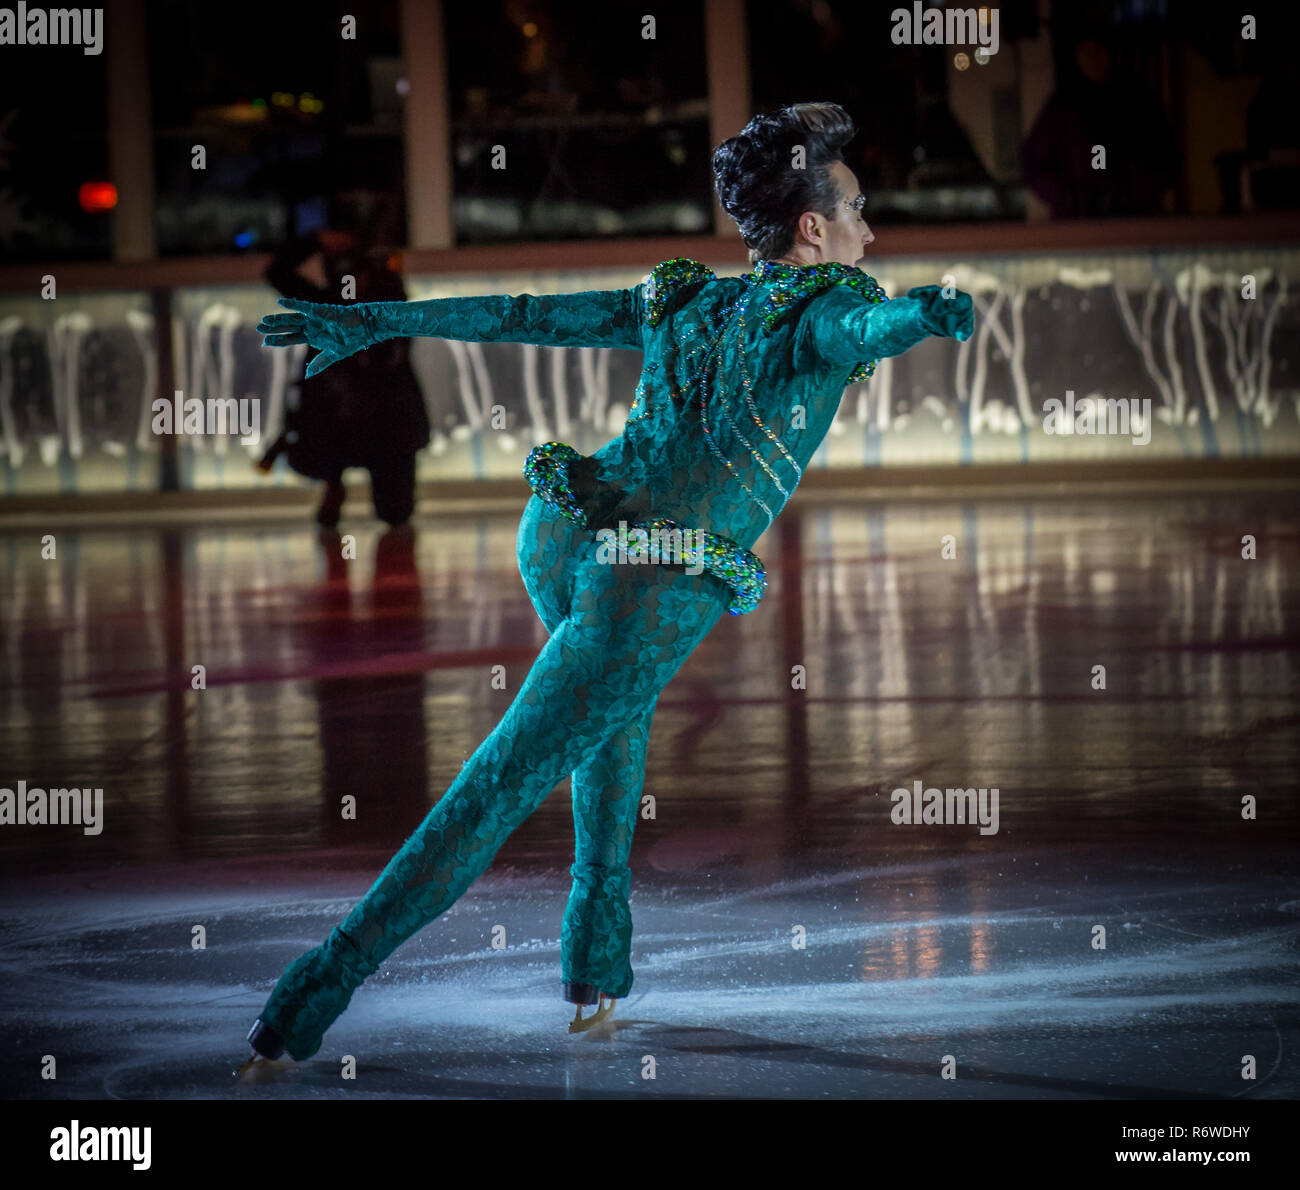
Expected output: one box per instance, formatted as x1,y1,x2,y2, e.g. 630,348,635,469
799,283,974,369
259,288,645,375
258,299,389,378
905,285,974,342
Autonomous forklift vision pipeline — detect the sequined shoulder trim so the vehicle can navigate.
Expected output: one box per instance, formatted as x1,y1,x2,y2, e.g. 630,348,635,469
751,259,888,328
749,259,889,383
642,258,718,327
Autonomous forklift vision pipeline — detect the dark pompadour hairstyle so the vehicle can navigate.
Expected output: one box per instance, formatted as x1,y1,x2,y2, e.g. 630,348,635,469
711,102,856,264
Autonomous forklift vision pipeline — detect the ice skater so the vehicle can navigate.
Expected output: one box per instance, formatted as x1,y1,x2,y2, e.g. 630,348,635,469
239,101,973,1071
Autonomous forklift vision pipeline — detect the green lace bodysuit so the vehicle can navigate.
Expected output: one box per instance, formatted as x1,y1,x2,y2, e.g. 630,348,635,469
250,257,972,1060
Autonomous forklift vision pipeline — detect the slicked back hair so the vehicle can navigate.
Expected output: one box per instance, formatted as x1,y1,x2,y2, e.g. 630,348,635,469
711,102,856,264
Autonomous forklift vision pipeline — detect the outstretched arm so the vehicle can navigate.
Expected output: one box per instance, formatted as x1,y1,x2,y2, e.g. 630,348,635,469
797,284,973,371
259,286,645,377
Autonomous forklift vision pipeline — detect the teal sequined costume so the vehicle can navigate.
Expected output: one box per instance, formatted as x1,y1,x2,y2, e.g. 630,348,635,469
251,257,972,1059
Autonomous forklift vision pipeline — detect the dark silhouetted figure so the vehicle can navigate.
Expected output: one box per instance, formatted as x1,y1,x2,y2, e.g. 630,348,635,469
1021,35,1176,218
260,229,430,527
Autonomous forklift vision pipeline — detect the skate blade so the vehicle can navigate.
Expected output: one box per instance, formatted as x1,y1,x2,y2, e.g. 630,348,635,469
234,1053,289,1083
568,995,616,1034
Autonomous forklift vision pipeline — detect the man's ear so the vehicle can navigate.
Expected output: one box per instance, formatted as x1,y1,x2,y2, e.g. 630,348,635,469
793,210,817,245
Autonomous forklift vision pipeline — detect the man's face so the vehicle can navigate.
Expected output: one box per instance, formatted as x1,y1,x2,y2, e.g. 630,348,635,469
823,161,875,267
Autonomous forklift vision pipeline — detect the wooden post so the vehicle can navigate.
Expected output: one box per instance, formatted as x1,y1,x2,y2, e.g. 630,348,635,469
705,0,753,236
399,0,454,249
151,288,179,492
106,0,158,261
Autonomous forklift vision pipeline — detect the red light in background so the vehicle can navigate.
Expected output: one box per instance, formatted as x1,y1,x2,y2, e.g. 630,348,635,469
79,182,118,212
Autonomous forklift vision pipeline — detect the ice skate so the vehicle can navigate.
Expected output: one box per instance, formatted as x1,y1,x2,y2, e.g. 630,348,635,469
234,1017,292,1081
568,993,616,1033
234,1051,289,1083
247,931,374,1063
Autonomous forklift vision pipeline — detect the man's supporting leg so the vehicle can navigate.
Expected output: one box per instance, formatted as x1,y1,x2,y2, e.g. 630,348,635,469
561,697,657,1002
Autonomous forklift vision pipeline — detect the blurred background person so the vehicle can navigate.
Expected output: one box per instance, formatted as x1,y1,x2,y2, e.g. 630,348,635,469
1020,32,1177,218
258,200,430,528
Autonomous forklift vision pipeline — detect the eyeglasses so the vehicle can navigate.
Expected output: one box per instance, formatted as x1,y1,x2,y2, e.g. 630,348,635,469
842,194,867,214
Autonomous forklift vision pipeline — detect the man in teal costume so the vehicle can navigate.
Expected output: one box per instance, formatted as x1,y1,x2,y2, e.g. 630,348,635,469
243,102,973,1065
